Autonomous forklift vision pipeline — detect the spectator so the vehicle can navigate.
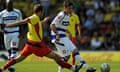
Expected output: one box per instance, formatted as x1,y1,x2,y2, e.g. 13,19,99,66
78,35,90,50
90,32,103,50
85,0,94,7
0,0,6,11
109,0,120,8
83,15,95,36
39,0,51,17
95,9,104,25
104,32,116,50
112,10,120,35
116,34,120,50
103,7,113,23
72,0,80,14
93,0,104,10
85,6,95,17
112,10,120,24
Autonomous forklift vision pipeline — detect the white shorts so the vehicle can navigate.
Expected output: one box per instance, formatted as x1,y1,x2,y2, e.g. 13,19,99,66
4,33,19,50
53,37,76,57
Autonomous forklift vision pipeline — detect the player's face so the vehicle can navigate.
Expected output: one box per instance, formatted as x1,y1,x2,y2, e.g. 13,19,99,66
38,10,44,17
6,0,13,11
65,6,73,14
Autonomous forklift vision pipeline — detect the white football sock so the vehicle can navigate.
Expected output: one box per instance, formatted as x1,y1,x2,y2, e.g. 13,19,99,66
58,66,63,72
75,55,89,69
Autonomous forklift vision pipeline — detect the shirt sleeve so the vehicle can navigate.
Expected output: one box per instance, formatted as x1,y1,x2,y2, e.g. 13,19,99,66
14,9,23,21
27,15,38,25
51,12,64,25
76,15,80,24
18,10,23,21
0,12,3,24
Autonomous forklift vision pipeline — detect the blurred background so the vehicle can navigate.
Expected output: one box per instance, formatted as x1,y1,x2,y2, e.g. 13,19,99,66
0,1,120,72
0,0,120,51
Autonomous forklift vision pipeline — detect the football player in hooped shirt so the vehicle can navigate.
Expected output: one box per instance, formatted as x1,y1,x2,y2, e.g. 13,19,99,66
0,0,22,72
50,1,96,72
0,4,82,72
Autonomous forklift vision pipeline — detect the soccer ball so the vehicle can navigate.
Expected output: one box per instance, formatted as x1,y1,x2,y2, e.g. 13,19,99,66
100,63,110,72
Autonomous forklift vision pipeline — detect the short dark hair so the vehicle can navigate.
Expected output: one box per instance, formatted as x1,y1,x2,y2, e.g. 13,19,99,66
64,1,73,7
33,4,43,13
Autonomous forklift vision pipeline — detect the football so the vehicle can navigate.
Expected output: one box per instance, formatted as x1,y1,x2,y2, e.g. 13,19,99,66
100,63,110,72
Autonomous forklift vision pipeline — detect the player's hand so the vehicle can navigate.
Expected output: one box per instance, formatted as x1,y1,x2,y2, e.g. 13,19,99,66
43,16,51,24
56,34,60,41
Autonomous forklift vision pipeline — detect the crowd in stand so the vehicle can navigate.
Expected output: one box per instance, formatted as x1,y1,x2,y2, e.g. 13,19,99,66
73,0,120,50
0,0,120,51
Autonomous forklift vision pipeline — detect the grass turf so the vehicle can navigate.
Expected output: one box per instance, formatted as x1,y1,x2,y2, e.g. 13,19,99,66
0,61,120,72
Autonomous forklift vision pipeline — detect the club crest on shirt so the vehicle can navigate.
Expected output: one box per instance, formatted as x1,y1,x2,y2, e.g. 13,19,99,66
62,21,69,26
58,15,62,19
12,42,17,46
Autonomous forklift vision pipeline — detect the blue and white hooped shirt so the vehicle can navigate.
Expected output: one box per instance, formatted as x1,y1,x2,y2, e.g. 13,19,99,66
51,11,70,42
0,9,22,34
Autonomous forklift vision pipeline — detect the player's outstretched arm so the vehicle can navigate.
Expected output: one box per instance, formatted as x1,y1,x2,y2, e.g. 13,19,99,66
50,24,59,34
6,18,28,28
42,16,51,24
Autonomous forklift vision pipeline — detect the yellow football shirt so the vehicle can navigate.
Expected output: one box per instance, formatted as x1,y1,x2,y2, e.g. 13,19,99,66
27,14,43,42
68,13,80,37
104,13,113,22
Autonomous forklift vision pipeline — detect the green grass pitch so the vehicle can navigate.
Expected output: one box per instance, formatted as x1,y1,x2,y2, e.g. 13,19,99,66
0,61,120,72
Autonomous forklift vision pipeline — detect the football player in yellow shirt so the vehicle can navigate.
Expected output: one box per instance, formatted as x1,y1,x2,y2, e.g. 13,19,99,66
69,12,81,65
0,4,82,72
69,12,81,46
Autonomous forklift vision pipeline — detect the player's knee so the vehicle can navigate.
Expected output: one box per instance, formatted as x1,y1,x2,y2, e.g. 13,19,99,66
73,52,80,56
52,54,63,62
73,48,79,54
48,52,61,61
11,48,18,51
55,55,62,61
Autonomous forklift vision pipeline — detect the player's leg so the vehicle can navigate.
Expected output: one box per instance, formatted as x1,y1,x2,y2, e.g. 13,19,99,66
55,42,71,72
10,34,19,58
72,53,75,65
4,34,10,60
72,48,88,68
72,50,96,72
58,56,70,72
1,55,26,70
46,50,72,69
70,37,76,65
4,34,15,72
0,44,31,71
45,51,83,72
7,49,15,72
64,38,88,68
4,34,19,56
68,39,96,71
9,35,19,72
